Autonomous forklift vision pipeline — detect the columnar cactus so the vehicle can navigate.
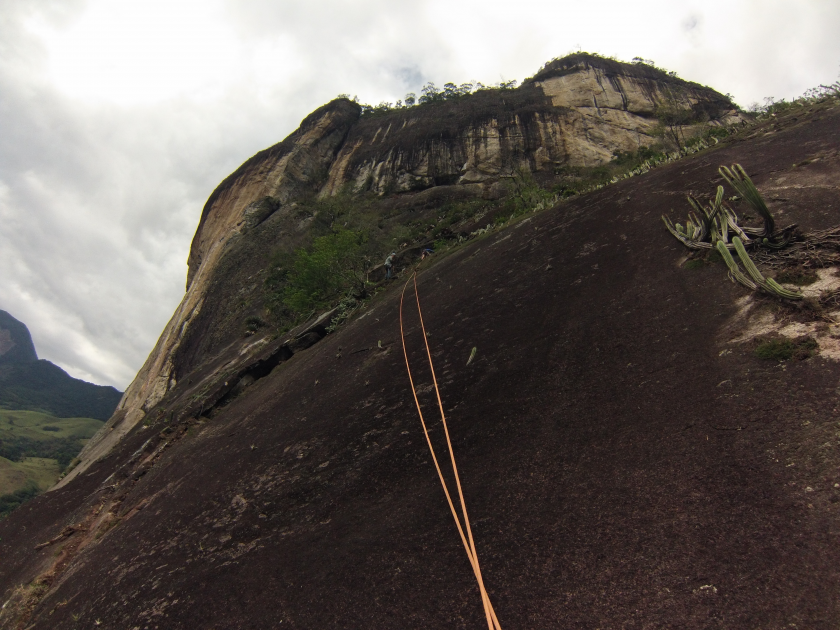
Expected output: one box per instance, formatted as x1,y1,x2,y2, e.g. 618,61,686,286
715,238,802,300
716,241,758,291
663,185,734,249
663,164,793,250
666,165,801,301
718,165,774,237
732,237,802,300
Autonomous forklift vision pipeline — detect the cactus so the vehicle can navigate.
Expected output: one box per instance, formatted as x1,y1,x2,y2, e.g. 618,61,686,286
719,164,774,237
715,237,802,300
664,165,788,250
718,164,795,248
710,185,724,223
666,165,801,300
716,241,758,291
724,207,750,241
731,237,803,300
732,236,765,284
666,184,747,250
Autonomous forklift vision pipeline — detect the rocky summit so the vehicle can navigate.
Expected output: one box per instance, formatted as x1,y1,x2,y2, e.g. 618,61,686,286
1,55,839,629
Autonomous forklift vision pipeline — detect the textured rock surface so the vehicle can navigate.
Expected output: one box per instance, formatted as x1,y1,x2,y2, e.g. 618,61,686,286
322,55,740,196
62,54,739,486
2,99,839,629
60,101,361,484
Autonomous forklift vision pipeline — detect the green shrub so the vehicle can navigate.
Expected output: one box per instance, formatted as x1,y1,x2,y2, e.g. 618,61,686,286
797,337,819,357
654,94,696,149
283,228,370,315
325,296,360,333
505,170,555,218
754,337,818,361
706,126,730,140
611,146,665,168
683,259,705,270
755,338,795,360
244,316,266,333
552,145,667,199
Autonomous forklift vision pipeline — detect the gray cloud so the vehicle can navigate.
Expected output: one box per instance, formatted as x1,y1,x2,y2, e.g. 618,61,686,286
393,66,427,92
1,0,838,389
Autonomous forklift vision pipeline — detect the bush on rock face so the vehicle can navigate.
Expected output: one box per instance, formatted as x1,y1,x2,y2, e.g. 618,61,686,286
283,228,370,315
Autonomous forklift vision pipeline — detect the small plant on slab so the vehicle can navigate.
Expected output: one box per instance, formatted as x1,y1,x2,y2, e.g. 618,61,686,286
774,267,819,286
682,259,706,270
244,316,266,335
754,336,818,361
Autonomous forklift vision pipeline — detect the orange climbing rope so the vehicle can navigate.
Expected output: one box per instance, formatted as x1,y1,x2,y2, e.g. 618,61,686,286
400,271,501,630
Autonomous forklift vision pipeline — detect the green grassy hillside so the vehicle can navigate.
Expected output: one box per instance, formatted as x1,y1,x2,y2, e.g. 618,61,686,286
0,408,102,468
0,456,61,496
0,409,104,517
0,408,103,441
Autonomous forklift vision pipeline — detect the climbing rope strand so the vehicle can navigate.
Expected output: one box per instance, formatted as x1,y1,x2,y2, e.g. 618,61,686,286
399,273,501,630
400,279,495,628
399,278,477,560
399,278,496,630
399,280,475,558
413,273,482,564
411,274,501,630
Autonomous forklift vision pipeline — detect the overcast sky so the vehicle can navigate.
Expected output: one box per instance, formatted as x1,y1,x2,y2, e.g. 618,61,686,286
1,0,838,389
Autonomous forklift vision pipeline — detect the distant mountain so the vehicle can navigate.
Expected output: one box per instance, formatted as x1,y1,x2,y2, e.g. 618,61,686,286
0,310,37,365
0,310,122,420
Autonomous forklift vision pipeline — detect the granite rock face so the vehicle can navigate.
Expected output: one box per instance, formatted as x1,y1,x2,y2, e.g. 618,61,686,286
3,96,840,630
65,53,740,485
321,55,740,196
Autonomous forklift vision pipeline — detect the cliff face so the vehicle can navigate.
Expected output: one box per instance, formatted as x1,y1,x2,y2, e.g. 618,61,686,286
62,100,361,481
321,55,738,196
185,100,363,290
2,97,840,629
61,54,740,486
